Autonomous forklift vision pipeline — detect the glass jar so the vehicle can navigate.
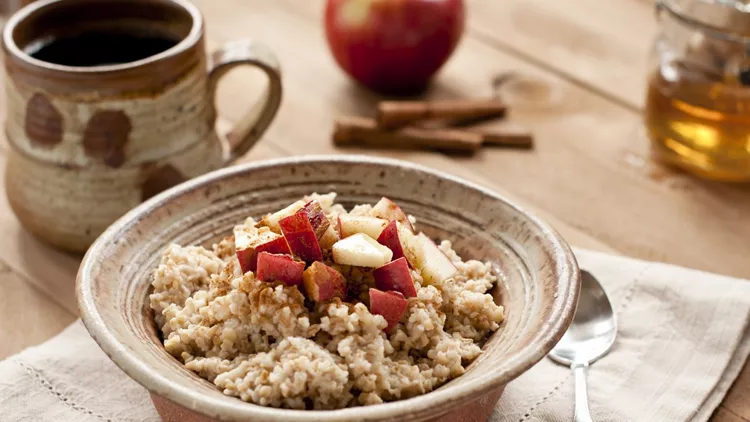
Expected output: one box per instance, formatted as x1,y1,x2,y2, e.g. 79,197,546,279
645,0,750,181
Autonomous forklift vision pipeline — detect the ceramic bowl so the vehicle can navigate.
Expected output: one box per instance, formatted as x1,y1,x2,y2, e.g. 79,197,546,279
77,155,580,422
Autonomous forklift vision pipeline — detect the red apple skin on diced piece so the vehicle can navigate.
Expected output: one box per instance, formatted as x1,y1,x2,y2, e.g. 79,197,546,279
302,261,347,302
376,220,408,264
236,233,291,274
369,288,408,331
302,200,331,240
372,197,414,232
235,228,292,273
256,252,305,286
261,200,306,233
279,211,324,263
373,257,417,298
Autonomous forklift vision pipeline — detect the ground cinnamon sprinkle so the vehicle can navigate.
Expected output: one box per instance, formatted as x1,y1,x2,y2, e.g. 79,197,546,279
150,192,504,409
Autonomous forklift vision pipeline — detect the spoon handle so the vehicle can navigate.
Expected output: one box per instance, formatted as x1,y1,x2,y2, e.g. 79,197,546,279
572,363,593,422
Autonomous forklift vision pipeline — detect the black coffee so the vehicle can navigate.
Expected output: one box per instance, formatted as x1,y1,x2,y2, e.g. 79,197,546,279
26,31,179,67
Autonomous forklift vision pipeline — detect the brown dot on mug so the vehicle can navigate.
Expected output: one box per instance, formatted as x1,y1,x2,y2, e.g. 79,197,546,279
83,110,132,168
25,93,64,148
141,164,186,201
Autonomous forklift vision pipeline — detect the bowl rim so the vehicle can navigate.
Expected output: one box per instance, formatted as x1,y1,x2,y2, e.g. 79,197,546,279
77,154,580,422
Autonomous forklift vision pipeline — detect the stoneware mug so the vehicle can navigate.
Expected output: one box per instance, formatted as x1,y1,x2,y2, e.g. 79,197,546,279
2,0,282,253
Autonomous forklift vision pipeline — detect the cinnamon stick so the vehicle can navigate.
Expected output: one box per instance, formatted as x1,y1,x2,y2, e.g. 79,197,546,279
471,129,533,149
333,116,482,153
376,99,507,129
417,119,534,149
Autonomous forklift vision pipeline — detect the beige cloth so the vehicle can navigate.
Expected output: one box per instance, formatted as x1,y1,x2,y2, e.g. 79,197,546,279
1,249,749,422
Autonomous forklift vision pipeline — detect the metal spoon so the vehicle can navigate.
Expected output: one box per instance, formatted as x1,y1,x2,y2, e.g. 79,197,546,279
548,270,617,422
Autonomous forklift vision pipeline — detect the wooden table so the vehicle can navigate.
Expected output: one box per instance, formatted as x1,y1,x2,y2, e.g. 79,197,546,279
1,0,748,420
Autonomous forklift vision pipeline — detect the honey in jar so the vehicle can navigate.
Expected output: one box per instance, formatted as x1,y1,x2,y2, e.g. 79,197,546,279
645,0,750,181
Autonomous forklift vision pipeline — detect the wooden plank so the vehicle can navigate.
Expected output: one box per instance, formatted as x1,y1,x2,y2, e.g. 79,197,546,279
465,0,653,109
276,0,654,110
198,0,750,279
713,407,748,422
0,152,82,314
718,363,750,422
0,261,75,360
203,18,614,255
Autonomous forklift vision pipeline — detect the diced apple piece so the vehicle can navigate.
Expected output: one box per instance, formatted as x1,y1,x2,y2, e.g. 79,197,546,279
396,223,424,268
332,233,393,267
301,200,331,240
256,252,305,286
279,210,324,263
373,257,417,298
261,200,306,233
302,261,347,302
416,233,457,284
369,288,408,331
338,214,389,239
376,220,407,263
234,226,290,273
319,225,340,250
372,197,414,232
234,225,258,249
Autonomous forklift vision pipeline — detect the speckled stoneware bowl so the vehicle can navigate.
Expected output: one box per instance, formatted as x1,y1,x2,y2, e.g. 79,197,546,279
77,155,580,422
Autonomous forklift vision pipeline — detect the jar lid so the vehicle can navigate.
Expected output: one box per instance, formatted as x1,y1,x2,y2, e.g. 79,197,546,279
660,0,750,40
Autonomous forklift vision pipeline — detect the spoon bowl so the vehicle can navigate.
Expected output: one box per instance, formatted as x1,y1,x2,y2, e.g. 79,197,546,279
548,270,617,422
549,270,617,366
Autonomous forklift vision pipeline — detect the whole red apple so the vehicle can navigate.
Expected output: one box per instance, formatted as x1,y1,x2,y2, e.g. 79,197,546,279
325,0,465,95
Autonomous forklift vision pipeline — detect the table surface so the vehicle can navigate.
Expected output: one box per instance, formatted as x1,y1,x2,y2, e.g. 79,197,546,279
1,0,749,420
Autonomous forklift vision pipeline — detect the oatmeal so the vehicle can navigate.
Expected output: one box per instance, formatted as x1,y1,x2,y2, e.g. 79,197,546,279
150,193,504,409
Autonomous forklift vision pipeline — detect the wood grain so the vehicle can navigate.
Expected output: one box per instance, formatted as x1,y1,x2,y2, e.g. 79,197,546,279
279,0,654,110
0,261,75,359
466,0,653,109
722,363,750,422
202,0,750,279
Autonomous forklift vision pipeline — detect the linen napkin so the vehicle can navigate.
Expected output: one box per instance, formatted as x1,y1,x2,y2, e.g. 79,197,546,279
1,249,749,422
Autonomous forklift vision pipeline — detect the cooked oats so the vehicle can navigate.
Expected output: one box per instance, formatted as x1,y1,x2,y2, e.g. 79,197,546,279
150,193,503,409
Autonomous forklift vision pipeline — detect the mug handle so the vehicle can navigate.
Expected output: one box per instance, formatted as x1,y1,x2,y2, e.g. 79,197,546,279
207,39,283,164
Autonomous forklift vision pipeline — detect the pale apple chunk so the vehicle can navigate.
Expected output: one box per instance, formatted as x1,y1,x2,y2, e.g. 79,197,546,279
416,233,457,284
372,197,414,232
332,233,393,267
234,226,290,273
302,261,347,302
318,225,340,250
395,223,424,268
260,200,306,233
234,225,258,250
369,288,408,331
338,214,389,239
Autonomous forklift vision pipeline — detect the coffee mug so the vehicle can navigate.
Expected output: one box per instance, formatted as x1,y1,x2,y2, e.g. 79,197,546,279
2,0,282,252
